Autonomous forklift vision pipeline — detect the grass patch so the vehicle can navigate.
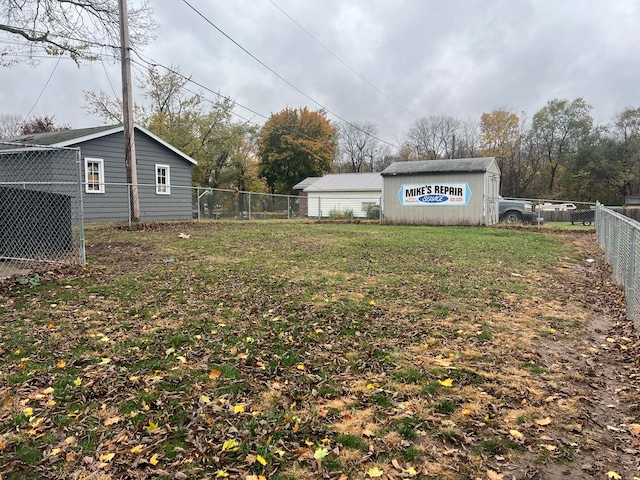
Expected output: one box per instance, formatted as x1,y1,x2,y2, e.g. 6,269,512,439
0,222,590,479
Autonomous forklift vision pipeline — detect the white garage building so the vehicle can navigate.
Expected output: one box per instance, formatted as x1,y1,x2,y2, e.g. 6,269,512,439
294,173,382,218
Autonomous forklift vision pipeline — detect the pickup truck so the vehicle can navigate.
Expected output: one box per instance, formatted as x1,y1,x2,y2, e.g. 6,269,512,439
498,197,538,224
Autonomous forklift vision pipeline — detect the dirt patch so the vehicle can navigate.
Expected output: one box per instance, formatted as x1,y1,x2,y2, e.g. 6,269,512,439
512,231,640,478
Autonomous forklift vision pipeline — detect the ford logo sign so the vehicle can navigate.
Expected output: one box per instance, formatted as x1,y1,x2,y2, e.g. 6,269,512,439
418,195,448,203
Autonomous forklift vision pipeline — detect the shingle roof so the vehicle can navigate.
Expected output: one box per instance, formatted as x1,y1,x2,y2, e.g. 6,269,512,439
301,173,382,192
2,125,118,146
1,125,197,165
381,157,497,176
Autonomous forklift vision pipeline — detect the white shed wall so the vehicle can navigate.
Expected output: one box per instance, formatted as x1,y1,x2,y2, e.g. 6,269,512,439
382,170,499,225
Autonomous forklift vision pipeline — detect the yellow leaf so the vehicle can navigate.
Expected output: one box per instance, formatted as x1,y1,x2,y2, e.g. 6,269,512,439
297,364,305,370
42,387,54,395
146,421,159,431
369,300,376,306
216,471,229,478
438,378,454,387
407,467,418,476
234,404,245,414
50,448,61,456
177,355,187,363
222,439,239,452
461,408,473,416
314,447,329,460
73,377,82,386
24,407,33,417
56,360,66,368
256,454,267,466
367,467,384,477
129,376,139,381
149,453,159,465
98,357,111,365
99,452,115,462
130,445,144,454
606,337,616,343
209,369,222,380
541,444,557,451
509,429,524,439
200,395,211,404
165,347,176,356
607,472,622,479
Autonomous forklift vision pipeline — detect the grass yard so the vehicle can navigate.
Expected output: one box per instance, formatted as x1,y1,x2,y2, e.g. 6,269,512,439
1,222,638,479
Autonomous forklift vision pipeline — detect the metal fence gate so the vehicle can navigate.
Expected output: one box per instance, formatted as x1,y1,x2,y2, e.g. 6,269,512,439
0,143,85,279
596,202,639,325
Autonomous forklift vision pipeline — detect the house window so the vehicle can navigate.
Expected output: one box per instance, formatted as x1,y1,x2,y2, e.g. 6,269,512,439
156,164,170,194
84,158,104,193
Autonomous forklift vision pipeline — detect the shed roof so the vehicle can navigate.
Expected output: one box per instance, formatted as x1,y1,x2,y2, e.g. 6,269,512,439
2,125,197,165
300,173,382,192
381,157,497,176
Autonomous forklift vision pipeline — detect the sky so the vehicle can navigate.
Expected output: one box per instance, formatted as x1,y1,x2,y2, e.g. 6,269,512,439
2,0,640,146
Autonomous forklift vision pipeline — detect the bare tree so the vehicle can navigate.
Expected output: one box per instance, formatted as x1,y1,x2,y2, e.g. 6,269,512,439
338,121,380,172
0,113,23,138
404,115,460,159
0,0,156,65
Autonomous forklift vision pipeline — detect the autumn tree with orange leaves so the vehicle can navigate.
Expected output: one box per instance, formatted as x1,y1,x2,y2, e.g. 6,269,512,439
258,107,337,195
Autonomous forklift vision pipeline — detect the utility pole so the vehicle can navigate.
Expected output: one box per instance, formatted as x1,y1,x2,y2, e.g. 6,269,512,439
118,0,140,222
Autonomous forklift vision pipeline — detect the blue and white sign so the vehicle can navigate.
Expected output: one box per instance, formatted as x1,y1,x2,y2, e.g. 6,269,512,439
398,182,471,206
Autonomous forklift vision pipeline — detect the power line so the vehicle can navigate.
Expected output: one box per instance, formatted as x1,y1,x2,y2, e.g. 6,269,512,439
268,0,417,119
179,0,398,148
130,54,338,147
21,54,63,122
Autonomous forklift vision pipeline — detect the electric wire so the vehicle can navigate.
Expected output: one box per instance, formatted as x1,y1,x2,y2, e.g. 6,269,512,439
179,0,398,148
268,0,417,119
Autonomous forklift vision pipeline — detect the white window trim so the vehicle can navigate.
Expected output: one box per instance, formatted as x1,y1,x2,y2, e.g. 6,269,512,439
84,157,105,194
155,164,171,195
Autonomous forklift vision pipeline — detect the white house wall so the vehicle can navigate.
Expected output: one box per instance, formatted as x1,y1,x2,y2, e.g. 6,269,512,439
306,191,381,218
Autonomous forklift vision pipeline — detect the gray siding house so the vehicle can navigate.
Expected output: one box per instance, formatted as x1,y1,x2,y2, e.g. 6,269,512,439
5,125,197,221
381,158,501,226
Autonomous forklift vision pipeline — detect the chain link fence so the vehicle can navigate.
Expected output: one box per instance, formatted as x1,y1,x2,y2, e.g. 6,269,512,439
0,143,85,279
596,202,639,325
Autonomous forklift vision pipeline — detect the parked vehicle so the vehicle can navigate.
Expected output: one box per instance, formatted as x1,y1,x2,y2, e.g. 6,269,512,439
498,197,538,224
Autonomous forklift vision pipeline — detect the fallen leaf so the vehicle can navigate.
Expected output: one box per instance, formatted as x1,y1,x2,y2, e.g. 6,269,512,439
314,447,329,460
209,370,222,380
104,416,121,426
407,467,418,476
56,360,66,368
461,408,473,416
607,472,622,479
222,439,239,452
541,444,557,451
200,395,211,404
149,453,159,465
256,454,267,466
438,378,454,387
216,471,229,478
535,417,552,426
146,421,159,431
509,429,524,439
487,470,504,480
73,377,82,386
367,467,384,477
99,452,115,462
130,445,144,454
98,358,111,365
234,404,245,414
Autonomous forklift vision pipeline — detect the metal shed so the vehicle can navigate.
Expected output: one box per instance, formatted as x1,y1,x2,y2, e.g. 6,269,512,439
380,158,500,226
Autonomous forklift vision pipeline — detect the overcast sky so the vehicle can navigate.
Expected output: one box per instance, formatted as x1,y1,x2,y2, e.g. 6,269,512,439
2,0,640,145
